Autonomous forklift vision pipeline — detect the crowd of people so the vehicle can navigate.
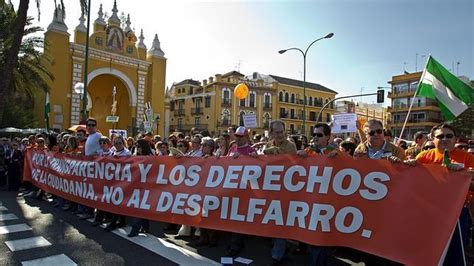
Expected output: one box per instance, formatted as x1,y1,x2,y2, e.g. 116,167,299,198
1,117,473,265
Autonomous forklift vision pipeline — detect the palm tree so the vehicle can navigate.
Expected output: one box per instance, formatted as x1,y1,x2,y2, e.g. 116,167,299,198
0,0,87,125
0,3,53,128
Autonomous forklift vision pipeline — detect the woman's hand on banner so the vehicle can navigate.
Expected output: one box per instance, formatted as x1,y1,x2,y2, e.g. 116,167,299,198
327,150,338,158
403,159,417,166
297,150,308,158
387,156,401,163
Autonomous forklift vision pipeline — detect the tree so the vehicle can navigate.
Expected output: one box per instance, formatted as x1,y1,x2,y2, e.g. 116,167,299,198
0,0,87,125
0,2,53,128
451,80,474,137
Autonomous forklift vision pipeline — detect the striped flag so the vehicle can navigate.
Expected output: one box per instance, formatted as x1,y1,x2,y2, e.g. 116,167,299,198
45,91,51,130
417,56,473,121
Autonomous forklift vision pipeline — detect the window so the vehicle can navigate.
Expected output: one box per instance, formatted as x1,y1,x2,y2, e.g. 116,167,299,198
205,96,211,108
249,91,256,107
221,109,230,126
310,111,316,121
195,117,201,127
170,101,175,111
263,113,271,129
239,111,245,126
280,108,286,118
279,92,283,102
222,88,231,104
412,113,425,122
178,101,183,110
291,93,295,103
309,97,313,106
195,98,201,109
240,98,246,107
189,87,193,95
326,113,331,122
177,118,183,130
290,109,295,119
285,92,289,102
264,93,271,108
290,124,295,134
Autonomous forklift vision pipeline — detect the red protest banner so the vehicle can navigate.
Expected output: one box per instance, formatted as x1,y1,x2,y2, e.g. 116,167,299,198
23,150,470,265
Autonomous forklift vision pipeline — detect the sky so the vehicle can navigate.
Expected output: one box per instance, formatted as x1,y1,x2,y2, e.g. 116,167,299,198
12,0,474,104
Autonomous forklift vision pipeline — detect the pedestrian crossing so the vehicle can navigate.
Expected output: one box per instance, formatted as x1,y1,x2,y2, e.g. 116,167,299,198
1,200,220,265
0,201,77,265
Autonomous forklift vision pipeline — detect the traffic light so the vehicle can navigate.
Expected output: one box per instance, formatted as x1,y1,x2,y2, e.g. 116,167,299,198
376,89,384,103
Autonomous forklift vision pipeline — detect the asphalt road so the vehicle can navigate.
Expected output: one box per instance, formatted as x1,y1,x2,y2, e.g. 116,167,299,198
0,191,363,265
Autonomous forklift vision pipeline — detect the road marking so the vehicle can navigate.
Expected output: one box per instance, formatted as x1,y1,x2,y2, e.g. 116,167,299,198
5,236,52,251
21,254,77,266
0,206,7,211
111,226,220,266
0,213,18,221
0,224,32,235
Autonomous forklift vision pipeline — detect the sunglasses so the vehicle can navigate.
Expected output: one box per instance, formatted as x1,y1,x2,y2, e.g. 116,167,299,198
367,129,383,136
312,133,325,138
435,134,454,140
86,123,96,127
423,145,435,150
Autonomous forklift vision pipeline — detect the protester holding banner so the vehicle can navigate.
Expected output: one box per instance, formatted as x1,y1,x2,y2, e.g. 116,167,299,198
128,139,153,237
405,131,427,159
225,126,257,258
298,123,340,158
85,118,102,157
197,138,219,247
354,119,405,161
261,121,300,264
176,134,203,238
263,121,297,156
414,123,474,266
105,135,131,231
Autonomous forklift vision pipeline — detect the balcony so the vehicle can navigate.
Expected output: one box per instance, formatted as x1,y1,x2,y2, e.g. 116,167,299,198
191,107,203,115
388,104,440,113
218,120,231,127
263,103,272,111
388,118,443,126
221,100,231,108
387,90,417,98
279,112,288,119
174,109,185,117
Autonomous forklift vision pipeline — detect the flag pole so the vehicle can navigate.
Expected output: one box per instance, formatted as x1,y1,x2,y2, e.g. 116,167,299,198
398,55,431,141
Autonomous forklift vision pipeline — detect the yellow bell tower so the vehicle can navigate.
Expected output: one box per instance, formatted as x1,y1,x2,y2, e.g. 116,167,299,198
41,0,167,137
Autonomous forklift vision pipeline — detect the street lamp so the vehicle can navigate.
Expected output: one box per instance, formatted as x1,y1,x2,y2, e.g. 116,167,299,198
279,32,334,136
81,0,92,124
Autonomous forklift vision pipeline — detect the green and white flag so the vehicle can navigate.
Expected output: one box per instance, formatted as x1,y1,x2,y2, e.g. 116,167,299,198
417,56,473,121
45,91,51,130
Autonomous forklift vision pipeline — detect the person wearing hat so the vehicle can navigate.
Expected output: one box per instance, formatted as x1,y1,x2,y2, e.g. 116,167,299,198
224,126,257,257
227,126,257,158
